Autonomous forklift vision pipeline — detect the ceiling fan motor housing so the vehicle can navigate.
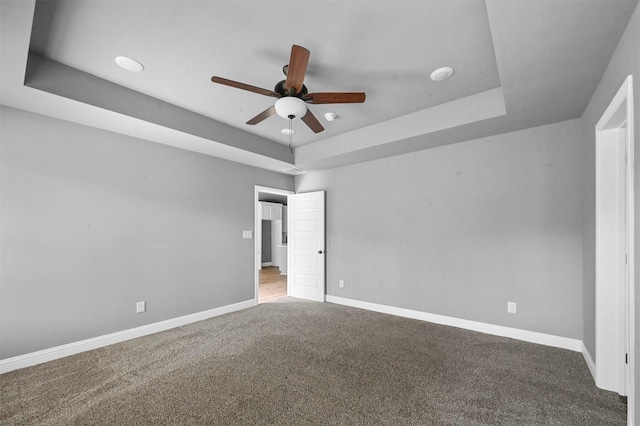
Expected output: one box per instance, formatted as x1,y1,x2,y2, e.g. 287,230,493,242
275,80,308,98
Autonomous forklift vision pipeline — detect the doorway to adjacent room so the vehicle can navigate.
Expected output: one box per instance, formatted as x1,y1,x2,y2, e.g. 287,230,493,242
255,186,293,303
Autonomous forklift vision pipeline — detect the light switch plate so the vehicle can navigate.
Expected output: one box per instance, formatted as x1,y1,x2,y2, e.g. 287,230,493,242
136,301,146,313
243,230,253,239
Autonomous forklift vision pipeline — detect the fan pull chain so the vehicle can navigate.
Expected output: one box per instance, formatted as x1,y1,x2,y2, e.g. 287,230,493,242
288,117,293,153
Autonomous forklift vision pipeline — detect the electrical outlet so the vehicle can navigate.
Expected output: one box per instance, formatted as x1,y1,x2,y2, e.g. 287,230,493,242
339,279,344,288
136,301,146,313
507,302,516,314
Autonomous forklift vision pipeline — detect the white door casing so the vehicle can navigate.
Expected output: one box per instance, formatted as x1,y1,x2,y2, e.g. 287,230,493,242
288,191,326,302
594,75,634,424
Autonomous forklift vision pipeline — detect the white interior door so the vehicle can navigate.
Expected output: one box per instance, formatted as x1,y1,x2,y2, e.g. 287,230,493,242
596,126,627,394
288,191,325,302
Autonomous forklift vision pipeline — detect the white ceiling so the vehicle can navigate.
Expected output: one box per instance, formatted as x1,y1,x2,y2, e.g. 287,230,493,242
1,0,638,173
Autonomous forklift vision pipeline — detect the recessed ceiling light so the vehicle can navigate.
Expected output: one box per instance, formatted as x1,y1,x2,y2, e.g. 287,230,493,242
115,56,144,72
430,66,454,81
324,112,337,122
281,128,296,135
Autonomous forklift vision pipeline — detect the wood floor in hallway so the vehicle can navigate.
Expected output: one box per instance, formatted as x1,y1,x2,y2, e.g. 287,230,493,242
259,266,287,303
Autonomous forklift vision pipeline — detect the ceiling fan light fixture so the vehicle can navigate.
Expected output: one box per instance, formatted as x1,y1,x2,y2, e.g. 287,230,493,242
430,66,454,81
281,128,296,135
275,96,307,120
115,56,144,72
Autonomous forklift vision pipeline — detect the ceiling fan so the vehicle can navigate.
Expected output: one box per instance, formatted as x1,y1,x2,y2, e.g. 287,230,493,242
211,45,365,133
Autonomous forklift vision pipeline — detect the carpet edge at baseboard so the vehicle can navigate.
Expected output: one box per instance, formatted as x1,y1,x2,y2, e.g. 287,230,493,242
0,299,256,374
326,295,583,352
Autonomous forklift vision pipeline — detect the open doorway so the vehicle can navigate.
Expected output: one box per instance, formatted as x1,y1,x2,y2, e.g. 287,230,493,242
255,186,294,304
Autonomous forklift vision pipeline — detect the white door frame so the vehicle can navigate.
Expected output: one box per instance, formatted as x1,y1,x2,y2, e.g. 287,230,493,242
254,185,294,304
595,75,634,424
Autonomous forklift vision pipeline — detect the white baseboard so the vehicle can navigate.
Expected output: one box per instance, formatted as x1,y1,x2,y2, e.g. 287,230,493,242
326,295,583,352
581,342,596,380
262,262,273,267
0,299,255,374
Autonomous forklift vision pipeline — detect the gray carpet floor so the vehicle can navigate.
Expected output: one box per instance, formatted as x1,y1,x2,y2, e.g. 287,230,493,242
0,299,626,425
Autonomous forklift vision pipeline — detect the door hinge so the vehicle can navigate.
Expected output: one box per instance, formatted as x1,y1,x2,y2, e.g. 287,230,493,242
626,353,628,364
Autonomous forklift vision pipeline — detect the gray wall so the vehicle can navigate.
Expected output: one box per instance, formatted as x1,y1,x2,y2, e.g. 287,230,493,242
297,119,584,339
579,0,640,407
0,106,294,359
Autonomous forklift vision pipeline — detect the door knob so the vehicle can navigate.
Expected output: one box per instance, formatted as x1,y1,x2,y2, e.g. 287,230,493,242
318,250,324,254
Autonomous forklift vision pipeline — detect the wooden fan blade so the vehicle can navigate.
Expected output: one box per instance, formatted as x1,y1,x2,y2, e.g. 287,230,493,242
246,106,277,125
304,92,366,104
285,45,310,95
212,76,280,98
301,109,324,133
